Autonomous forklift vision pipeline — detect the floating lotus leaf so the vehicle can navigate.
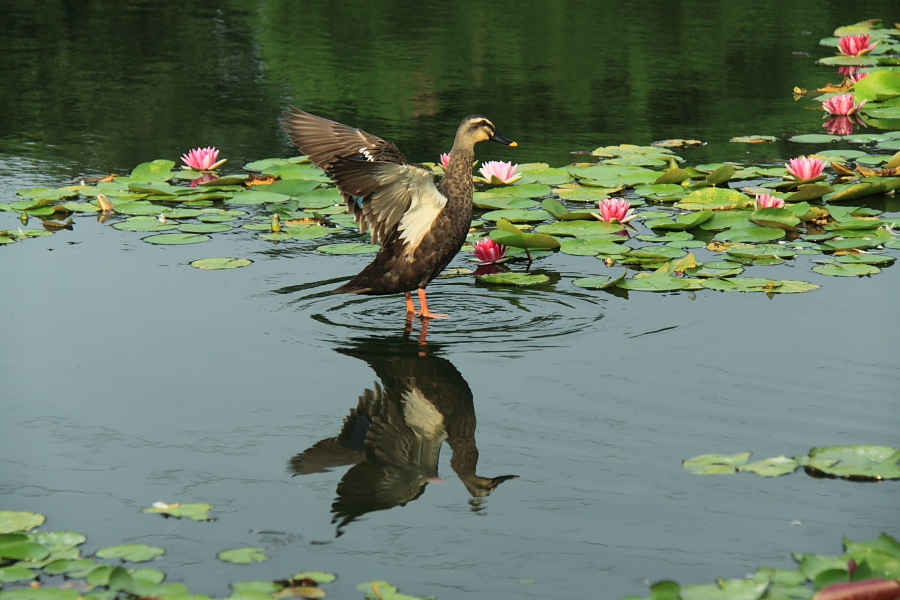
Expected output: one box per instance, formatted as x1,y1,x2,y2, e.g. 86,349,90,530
617,275,702,291
480,209,551,222
95,544,164,562
0,589,79,600
245,158,294,171
636,231,693,242
698,210,754,231
294,188,343,208
686,266,744,278
559,237,624,255
142,233,211,245
288,225,331,240
749,208,800,231
625,246,687,261
824,218,882,230
820,238,878,250
535,220,622,237
789,134,842,144
854,71,900,102
217,547,267,564
490,219,560,250
725,245,795,259
228,190,292,205
259,232,292,241
0,566,38,583
0,512,45,534
812,262,880,276
667,240,706,249
730,135,778,143
621,171,663,185
161,208,205,219
555,187,612,202
515,167,572,185
472,195,539,210
737,456,799,477
645,210,713,230
114,202,168,216
357,580,432,600
30,531,86,550
785,185,834,203
290,572,337,584
683,452,752,474
199,214,239,223
844,533,900,560
131,160,176,181
317,243,380,254
817,55,879,66
541,198,595,220
653,168,691,184
835,254,895,265
178,223,233,234
568,164,642,179
826,183,889,202
141,502,213,520
0,535,50,561
255,179,321,196
715,227,785,243
805,445,900,479
704,164,735,185
177,192,231,203
476,273,549,286
572,271,627,289
42,559,96,575
484,183,552,198
675,187,749,211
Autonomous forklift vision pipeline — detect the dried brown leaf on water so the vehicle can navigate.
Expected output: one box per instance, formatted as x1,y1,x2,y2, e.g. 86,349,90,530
812,579,900,600
831,162,855,176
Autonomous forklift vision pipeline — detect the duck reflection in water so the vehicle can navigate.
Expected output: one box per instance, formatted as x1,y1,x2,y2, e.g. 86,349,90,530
289,337,518,536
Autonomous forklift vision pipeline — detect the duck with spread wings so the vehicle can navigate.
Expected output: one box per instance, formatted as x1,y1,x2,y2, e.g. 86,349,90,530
282,108,517,318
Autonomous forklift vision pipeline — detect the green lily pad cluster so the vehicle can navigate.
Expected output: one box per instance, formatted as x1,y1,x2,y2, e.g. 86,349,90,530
3,20,900,293
621,533,900,600
683,445,900,479
1,510,399,600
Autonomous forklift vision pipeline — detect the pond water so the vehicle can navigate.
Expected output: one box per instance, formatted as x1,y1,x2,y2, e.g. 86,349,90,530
2,2,899,600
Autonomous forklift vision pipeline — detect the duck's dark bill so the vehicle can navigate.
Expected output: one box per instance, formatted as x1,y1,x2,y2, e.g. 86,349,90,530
489,132,518,146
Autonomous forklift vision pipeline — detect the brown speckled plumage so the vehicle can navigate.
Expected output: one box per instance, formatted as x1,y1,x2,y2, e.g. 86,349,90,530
281,108,516,315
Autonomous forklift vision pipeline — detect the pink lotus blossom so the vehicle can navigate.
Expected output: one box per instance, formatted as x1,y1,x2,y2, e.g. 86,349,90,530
475,160,522,185
822,93,866,116
473,263,504,276
838,34,877,56
838,66,858,76
785,156,826,181
439,153,451,169
823,115,866,136
595,198,635,223
754,194,785,209
189,172,218,188
849,71,869,83
181,146,226,171
472,238,508,264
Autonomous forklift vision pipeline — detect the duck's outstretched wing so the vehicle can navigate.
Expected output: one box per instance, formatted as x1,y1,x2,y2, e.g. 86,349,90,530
282,108,445,246
281,107,407,167
327,158,446,248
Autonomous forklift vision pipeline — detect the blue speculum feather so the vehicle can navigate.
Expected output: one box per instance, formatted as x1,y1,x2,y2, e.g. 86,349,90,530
354,196,365,206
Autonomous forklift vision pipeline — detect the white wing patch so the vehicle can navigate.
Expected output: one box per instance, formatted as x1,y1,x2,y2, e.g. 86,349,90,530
397,170,447,257
401,387,447,441
359,146,375,161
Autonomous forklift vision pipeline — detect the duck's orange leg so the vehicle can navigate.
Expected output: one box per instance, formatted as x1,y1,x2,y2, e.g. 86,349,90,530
417,288,448,319
404,291,416,315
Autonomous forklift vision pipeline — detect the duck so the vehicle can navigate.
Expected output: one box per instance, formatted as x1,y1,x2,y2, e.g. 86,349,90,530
282,108,517,318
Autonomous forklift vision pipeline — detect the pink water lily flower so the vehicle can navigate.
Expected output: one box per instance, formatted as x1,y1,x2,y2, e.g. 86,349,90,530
822,93,866,116
849,71,869,83
755,194,785,210
838,34,877,56
472,237,508,264
594,198,635,224
475,160,522,184
838,66,858,76
785,156,826,181
439,153,451,169
823,115,866,136
181,146,227,171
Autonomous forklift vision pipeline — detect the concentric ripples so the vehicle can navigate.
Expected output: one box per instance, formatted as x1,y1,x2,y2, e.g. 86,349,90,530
272,274,609,351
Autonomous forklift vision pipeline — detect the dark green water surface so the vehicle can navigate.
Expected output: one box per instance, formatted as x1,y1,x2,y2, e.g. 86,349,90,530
2,2,899,599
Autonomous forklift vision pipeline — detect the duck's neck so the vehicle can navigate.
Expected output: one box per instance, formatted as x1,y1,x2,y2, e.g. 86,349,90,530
438,146,475,203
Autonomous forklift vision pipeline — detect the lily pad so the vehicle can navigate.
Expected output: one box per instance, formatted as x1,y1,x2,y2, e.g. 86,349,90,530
112,217,179,232
617,275,701,291
178,223,233,234
805,445,900,479
0,566,38,583
559,237,624,255
812,262,880,276
228,190,292,205
0,589,79,600
645,210,713,230
317,242,380,254
142,233,211,245
703,278,817,293
675,187,749,211
217,547,268,564
683,452,752,474
714,227,785,243
94,544,165,562
131,160,176,181
0,512,45,534
476,273,549,286
0,536,50,561
357,581,432,600
535,220,623,237
288,225,331,240
572,271,627,289
737,456,800,477
140,502,214,520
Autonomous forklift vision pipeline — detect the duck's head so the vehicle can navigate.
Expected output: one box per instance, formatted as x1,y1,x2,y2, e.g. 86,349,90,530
455,115,517,148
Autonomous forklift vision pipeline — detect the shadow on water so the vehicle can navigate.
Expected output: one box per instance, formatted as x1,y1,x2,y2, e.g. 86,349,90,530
287,334,518,537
